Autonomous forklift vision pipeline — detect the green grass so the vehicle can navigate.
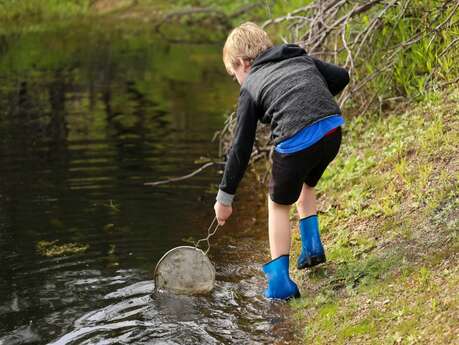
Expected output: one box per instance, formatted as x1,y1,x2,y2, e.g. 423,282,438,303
0,0,156,31
288,87,458,344
0,0,233,33
0,0,91,22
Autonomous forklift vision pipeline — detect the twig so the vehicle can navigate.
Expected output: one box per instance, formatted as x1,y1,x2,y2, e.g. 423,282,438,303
341,19,354,71
439,76,459,88
262,4,315,28
307,0,384,52
144,161,224,186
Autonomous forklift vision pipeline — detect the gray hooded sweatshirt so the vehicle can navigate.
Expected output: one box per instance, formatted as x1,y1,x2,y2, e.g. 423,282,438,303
216,44,349,205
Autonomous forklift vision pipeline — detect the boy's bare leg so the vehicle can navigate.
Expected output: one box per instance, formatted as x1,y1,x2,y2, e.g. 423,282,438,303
296,183,317,218
268,196,292,259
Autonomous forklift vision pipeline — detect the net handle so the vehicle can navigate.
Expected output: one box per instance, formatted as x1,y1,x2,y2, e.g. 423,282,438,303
194,217,220,255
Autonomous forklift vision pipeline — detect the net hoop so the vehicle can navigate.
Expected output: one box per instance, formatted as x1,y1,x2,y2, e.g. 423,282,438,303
153,245,216,295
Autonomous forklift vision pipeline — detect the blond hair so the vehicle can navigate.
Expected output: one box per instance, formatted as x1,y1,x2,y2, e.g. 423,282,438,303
223,22,273,75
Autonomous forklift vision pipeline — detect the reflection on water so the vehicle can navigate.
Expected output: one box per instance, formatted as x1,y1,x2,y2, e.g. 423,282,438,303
0,21,296,344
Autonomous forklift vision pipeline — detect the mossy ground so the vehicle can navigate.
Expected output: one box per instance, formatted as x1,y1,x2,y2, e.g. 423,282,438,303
288,87,458,344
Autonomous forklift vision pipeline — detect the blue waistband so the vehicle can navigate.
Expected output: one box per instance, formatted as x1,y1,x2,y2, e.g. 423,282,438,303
275,115,344,154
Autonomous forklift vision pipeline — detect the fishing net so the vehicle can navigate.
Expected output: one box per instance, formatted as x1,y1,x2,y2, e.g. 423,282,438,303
154,218,219,295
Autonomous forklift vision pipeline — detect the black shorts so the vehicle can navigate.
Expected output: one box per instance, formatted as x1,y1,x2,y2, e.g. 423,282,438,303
269,127,342,205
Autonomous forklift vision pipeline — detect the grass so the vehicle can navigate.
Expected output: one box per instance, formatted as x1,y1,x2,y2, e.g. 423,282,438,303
0,0,232,34
0,0,159,32
287,87,458,344
0,0,91,22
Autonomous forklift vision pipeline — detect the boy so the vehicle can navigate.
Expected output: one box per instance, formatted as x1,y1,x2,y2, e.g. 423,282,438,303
214,22,349,300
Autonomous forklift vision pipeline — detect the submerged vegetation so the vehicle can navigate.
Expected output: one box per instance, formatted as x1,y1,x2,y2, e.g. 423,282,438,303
37,240,89,257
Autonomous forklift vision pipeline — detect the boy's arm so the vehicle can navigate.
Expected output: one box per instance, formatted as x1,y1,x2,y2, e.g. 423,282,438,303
216,88,259,205
311,57,350,96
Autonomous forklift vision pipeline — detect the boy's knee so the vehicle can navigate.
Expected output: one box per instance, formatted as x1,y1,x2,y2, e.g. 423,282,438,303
296,185,314,203
296,197,305,209
296,197,310,214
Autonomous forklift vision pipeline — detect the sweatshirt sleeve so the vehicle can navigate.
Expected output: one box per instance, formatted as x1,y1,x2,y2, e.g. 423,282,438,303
216,88,259,206
311,57,350,96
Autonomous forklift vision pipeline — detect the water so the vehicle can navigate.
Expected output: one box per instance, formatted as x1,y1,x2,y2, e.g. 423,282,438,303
0,21,296,344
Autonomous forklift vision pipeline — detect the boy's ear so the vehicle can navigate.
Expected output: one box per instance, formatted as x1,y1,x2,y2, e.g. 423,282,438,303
240,58,251,71
236,57,245,68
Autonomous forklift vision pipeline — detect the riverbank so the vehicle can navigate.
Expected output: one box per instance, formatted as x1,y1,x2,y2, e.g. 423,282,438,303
286,87,458,344
0,1,158,33
0,0,260,33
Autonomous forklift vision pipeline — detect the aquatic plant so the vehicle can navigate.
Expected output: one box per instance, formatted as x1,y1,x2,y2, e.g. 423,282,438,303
36,240,89,257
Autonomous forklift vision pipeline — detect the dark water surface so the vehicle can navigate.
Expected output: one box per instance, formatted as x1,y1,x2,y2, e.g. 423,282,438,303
0,21,295,344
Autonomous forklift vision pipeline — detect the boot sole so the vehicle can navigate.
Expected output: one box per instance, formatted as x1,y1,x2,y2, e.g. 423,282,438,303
297,255,326,270
267,290,301,301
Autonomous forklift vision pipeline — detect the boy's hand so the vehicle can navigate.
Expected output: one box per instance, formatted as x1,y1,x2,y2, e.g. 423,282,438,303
214,201,232,226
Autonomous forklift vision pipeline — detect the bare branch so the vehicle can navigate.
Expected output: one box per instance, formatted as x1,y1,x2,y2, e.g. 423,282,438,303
144,161,224,186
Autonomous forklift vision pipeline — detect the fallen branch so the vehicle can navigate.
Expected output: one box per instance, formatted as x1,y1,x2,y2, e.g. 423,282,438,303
144,161,224,186
155,3,263,31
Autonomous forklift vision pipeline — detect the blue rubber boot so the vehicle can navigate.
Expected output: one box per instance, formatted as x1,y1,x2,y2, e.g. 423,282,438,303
297,215,326,269
262,255,300,300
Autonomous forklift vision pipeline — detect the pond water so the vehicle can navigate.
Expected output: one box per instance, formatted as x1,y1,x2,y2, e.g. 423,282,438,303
0,21,296,344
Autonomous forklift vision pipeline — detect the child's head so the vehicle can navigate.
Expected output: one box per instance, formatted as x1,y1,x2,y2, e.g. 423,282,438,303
223,22,273,84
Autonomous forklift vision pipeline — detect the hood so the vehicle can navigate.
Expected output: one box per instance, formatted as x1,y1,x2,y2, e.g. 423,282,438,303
252,44,306,68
